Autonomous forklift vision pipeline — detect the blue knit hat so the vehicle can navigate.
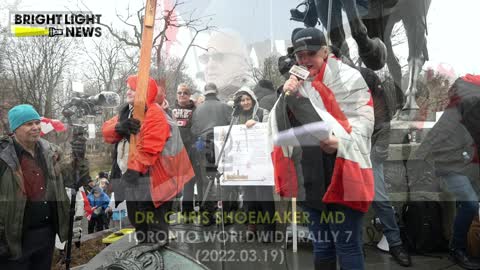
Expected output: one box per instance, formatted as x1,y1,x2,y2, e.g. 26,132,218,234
8,104,41,132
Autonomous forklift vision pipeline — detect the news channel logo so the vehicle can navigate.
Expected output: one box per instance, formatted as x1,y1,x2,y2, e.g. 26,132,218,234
9,11,102,38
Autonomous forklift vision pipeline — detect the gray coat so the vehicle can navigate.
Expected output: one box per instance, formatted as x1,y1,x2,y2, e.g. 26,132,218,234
0,136,85,259
416,78,480,181
417,75,480,185
417,107,478,177
191,94,233,139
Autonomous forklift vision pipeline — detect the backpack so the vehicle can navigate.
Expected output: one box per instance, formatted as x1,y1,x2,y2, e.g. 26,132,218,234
401,201,449,253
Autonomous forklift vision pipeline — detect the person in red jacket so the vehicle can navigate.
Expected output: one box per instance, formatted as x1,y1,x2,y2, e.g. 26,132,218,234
102,75,193,244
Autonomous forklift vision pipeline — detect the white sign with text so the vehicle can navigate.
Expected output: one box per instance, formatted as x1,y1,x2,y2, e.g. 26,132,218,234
214,123,274,186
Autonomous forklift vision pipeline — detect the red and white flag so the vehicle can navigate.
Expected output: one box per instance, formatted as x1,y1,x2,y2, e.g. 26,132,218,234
268,55,375,213
79,186,93,221
40,117,66,136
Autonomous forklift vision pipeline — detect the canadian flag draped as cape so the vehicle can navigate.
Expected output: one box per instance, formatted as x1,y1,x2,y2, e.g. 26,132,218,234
268,55,375,213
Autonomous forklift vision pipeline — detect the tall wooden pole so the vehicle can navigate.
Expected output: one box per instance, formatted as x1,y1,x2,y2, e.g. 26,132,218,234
129,0,157,159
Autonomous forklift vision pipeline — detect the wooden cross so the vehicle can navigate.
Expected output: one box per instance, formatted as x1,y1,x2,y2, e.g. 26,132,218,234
128,0,157,159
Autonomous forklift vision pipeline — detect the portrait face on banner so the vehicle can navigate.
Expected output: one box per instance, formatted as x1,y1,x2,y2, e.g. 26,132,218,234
199,30,252,101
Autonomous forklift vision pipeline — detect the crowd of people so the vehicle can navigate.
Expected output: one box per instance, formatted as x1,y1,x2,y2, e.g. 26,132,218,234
0,26,479,270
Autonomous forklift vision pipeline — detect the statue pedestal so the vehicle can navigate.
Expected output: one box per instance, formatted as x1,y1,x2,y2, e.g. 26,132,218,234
384,120,439,195
83,236,209,270
388,120,436,145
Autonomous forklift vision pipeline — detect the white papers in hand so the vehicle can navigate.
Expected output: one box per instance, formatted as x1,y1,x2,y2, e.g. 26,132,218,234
274,121,332,146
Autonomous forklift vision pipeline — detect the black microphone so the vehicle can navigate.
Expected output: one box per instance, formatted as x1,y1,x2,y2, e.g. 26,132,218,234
232,103,241,116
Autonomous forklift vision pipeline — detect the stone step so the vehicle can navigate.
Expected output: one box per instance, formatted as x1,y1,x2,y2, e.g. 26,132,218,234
388,120,435,144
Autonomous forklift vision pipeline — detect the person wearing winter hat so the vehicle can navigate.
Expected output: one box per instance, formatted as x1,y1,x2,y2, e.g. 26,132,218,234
270,27,374,270
7,104,41,133
0,104,89,269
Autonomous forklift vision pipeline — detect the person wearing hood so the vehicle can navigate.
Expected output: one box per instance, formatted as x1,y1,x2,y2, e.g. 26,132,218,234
232,86,275,239
232,86,270,126
417,74,480,270
102,75,193,244
87,186,110,233
253,79,278,112
172,84,199,220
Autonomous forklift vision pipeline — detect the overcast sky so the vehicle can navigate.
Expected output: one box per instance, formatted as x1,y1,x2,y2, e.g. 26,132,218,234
2,0,479,77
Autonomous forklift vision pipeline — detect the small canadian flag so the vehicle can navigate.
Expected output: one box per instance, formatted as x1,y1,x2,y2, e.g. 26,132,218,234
40,117,66,136
79,186,93,221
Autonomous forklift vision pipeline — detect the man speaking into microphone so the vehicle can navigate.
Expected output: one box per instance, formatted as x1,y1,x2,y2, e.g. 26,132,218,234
268,27,374,270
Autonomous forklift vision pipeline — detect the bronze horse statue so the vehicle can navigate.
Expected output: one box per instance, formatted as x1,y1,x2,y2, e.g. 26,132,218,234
291,0,431,118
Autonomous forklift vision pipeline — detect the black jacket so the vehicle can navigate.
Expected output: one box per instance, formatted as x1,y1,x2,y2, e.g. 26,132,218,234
358,67,391,162
191,94,232,140
259,94,277,112
254,82,277,112
109,104,130,183
276,94,336,211
417,78,480,179
172,100,196,146
330,46,392,161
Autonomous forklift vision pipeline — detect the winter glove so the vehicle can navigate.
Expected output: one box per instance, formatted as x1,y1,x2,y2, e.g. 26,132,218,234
115,118,141,137
122,169,141,185
71,135,87,159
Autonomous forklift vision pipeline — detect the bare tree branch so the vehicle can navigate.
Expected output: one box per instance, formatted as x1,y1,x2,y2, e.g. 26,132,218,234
3,37,74,118
173,22,215,88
